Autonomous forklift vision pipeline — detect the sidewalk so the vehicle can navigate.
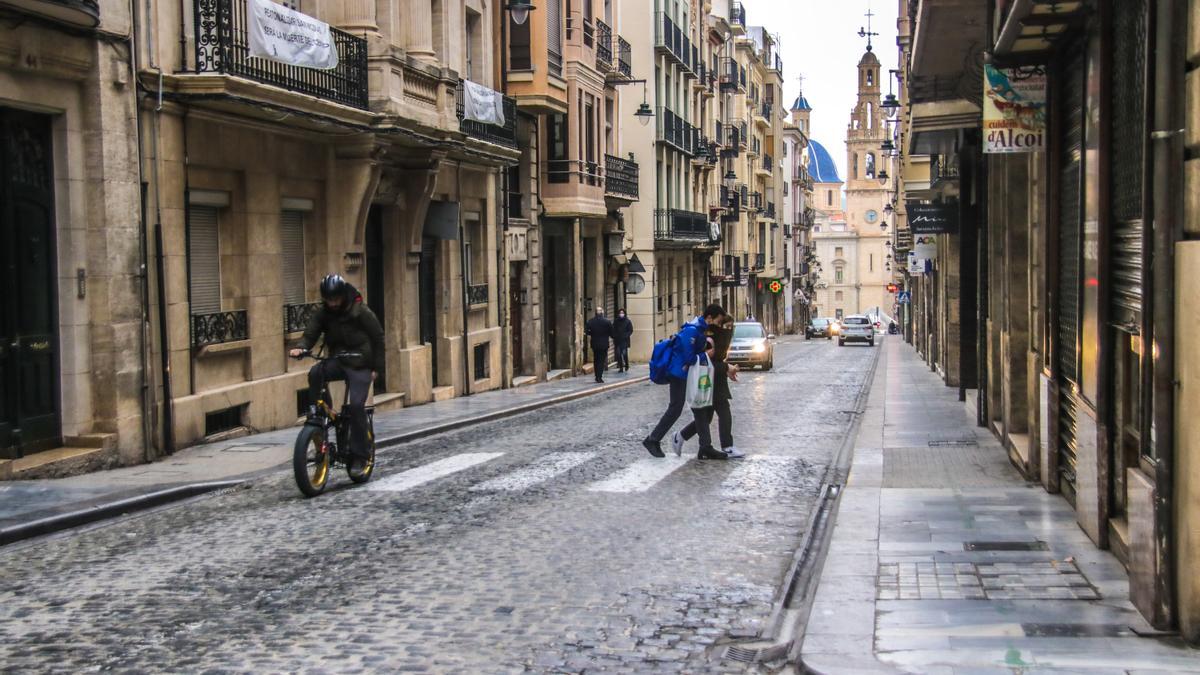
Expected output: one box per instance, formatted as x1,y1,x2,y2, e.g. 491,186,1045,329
800,338,1198,673
0,366,648,545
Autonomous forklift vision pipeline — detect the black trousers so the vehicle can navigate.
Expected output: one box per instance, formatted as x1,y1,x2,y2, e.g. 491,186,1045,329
308,360,372,459
592,343,608,380
681,397,733,449
615,344,630,370
648,377,687,442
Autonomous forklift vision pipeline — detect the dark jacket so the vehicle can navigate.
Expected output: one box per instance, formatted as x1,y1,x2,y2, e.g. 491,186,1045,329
299,285,385,372
707,321,734,400
585,315,614,347
612,316,634,348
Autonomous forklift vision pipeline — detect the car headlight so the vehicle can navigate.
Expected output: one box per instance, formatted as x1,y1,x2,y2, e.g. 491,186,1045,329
753,343,766,353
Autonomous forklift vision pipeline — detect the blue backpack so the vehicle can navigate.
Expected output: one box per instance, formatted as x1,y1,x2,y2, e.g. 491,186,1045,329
649,335,678,384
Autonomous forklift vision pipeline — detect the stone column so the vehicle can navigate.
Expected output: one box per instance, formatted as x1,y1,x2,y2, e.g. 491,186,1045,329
339,0,378,33
405,0,437,63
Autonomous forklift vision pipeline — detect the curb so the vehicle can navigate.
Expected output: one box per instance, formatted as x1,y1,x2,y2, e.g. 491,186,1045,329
0,480,244,547
0,375,649,547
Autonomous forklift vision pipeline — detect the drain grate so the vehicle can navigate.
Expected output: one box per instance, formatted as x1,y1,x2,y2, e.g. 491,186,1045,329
724,646,761,663
928,439,979,447
964,541,1049,551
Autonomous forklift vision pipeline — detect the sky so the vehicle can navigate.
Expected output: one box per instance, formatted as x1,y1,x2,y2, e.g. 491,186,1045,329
744,0,900,182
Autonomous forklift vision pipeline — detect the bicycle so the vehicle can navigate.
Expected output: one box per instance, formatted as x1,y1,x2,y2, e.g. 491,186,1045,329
290,350,377,497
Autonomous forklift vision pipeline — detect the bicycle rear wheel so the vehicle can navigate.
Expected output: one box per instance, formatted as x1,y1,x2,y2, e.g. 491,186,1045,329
294,424,331,497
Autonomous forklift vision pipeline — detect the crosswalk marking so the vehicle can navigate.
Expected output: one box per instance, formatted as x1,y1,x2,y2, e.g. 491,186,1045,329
469,452,597,492
586,456,690,493
367,452,504,492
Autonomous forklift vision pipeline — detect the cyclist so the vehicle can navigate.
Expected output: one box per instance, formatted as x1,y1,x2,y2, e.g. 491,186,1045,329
289,274,384,473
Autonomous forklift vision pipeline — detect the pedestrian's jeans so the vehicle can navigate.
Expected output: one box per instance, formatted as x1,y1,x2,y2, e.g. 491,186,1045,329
308,359,372,459
616,345,630,370
688,406,717,450
593,344,608,380
648,377,687,442
681,397,732,449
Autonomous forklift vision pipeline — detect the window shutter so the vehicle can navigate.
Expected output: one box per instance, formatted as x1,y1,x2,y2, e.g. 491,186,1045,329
188,205,221,315
547,0,562,56
280,210,306,306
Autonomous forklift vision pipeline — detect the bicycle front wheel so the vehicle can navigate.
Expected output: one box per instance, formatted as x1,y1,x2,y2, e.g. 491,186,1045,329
294,424,331,497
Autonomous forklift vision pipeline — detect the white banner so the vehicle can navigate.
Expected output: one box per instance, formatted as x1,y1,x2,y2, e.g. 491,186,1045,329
247,0,339,70
461,80,506,126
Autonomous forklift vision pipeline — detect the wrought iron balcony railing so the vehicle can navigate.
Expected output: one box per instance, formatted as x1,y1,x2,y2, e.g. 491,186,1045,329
194,0,369,110
930,153,960,186
656,107,699,156
654,12,694,75
753,253,766,271
604,154,639,199
283,302,321,335
617,36,632,77
596,20,613,70
547,158,602,186
456,80,518,148
760,102,773,121
748,191,763,211
719,56,739,92
467,284,489,306
766,201,776,219
192,309,249,348
654,209,714,244
731,2,747,28
761,154,774,173
722,251,745,277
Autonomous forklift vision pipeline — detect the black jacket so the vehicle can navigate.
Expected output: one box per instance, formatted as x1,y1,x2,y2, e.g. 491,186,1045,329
612,316,633,347
707,320,734,400
299,285,385,372
585,315,614,347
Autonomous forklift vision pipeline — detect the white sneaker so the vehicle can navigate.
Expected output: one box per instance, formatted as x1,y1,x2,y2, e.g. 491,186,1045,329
723,446,746,459
671,431,685,457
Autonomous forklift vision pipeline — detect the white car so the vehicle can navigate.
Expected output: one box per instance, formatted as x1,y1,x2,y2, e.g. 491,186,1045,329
838,315,875,347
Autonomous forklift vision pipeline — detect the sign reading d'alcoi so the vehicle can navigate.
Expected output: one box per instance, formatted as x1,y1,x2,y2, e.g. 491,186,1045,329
983,65,1046,154
247,0,339,70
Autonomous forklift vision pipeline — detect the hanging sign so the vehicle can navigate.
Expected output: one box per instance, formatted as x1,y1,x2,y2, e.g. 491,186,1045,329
983,65,1046,154
906,200,959,234
247,0,339,70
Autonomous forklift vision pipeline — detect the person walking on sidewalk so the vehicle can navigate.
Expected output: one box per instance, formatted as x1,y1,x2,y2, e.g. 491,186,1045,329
673,313,743,458
585,308,614,383
288,274,384,474
612,309,633,372
642,304,729,459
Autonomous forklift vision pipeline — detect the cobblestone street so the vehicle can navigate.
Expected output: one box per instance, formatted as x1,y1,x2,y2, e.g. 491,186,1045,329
0,338,875,673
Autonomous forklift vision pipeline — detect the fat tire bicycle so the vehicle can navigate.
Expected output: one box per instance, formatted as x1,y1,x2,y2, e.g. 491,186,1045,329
290,350,377,497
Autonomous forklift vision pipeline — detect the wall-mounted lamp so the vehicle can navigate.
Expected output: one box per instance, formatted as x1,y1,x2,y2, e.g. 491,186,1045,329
506,1,535,26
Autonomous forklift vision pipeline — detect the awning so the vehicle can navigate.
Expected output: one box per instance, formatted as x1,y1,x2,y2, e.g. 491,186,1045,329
993,0,1087,63
908,99,981,156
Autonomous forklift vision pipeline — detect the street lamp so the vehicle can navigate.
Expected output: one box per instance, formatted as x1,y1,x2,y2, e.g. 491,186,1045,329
506,1,535,25
883,202,894,215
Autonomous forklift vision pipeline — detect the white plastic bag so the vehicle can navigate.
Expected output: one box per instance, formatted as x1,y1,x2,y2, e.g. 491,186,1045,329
685,355,714,409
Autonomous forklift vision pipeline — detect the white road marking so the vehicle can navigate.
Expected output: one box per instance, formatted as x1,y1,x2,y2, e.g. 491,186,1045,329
469,452,597,492
367,452,504,492
586,456,690,493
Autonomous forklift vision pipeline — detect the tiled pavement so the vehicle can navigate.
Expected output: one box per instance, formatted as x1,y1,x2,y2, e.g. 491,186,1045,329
800,338,1199,674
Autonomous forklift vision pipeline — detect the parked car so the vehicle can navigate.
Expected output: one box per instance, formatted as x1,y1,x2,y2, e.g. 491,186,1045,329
838,315,875,347
727,322,775,370
806,317,834,340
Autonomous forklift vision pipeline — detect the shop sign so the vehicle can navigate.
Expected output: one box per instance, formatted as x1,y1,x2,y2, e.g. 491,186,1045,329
907,236,937,276
906,200,959,234
247,0,339,69
983,65,1046,154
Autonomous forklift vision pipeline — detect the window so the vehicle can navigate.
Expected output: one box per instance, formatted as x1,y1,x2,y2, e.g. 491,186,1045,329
474,343,490,381
509,11,532,69
865,153,876,179
280,209,306,306
548,112,568,184
835,247,843,258
466,218,485,286
827,191,833,207
732,324,765,339
188,204,221,314
869,253,874,272
835,267,844,284
851,153,858,179
866,69,873,86
466,9,482,81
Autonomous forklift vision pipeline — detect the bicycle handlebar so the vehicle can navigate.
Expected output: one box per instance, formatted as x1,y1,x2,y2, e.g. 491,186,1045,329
290,349,365,362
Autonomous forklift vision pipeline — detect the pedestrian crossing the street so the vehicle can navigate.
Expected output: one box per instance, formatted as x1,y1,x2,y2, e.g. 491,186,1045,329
364,449,802,498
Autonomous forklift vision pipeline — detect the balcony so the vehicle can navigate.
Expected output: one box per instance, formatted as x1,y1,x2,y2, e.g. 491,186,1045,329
730,2,747,33
604,154,639,201
748,191,763,212
754,102,772,128
765,201,776,220
656,107,699,156
596,20,613,71
752,253,766,272
654,12,694,76
191,310,248,349
617,36,632,78
930,153,960,187
194,0,369,110
756,153,773,178
772,53,783,74
456,81,518,149
655,209,716,248
720,185,741,222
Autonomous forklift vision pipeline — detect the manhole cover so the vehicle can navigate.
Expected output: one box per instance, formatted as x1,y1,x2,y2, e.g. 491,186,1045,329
724,646,760,663
964,541,1049,551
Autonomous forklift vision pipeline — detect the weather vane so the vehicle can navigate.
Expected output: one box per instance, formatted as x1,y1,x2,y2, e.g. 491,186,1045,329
858,3,878,52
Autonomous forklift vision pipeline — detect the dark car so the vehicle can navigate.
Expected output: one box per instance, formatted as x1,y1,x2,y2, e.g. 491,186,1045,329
806,317,834,340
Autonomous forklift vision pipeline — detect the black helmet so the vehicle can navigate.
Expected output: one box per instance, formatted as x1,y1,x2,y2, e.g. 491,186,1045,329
319,274,349,302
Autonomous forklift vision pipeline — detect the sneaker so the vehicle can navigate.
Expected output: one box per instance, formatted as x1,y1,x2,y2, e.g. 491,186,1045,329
697,446,728,460
723,446,746,459
642,438,665,458
671,431,685,457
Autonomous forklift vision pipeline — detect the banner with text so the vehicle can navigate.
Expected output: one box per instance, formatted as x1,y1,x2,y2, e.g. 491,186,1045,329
247,0,339,70
983,65,1046,154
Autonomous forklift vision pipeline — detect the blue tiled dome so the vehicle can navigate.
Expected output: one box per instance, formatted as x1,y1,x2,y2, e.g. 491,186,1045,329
791,95,811,111
808,140,842,183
